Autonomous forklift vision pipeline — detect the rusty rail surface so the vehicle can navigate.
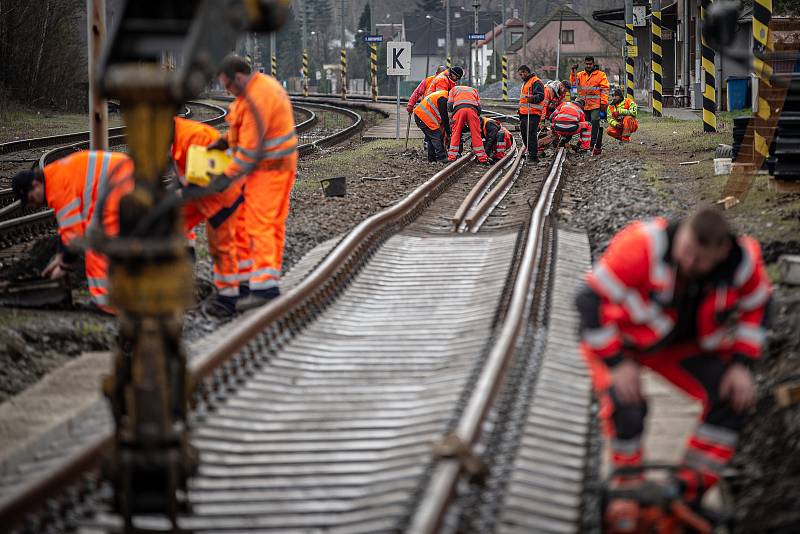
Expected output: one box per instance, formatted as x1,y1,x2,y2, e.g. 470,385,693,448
0,152,476,530
409,147,567,533
464,148,526,233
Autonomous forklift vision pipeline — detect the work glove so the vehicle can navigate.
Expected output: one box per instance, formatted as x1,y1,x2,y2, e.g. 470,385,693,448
599,110,606,120
206,173,232,194
207,137,229,152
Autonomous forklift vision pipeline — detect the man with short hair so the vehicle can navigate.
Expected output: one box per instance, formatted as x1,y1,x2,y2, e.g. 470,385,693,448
570,56,609,155
212,54,297,312
407,65,447,112
11,151,134,313
576,208,770,529
606,87,639,143
426,66,464,97
516,65,545,162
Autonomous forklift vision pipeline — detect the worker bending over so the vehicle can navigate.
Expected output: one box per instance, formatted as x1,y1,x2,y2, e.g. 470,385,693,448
425,66,463,97
570,56,609,155
11,151,133,313
172,117,244,316
551,99,593,152
447,84,487,163
413,89,451,162
517,65,545,162
575,208,770,530
479,117,512,161
212,54,297,312
407,65,447,112
542,80,568,124
606,88,639,143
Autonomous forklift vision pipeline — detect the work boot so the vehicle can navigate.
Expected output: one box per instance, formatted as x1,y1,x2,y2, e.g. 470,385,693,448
235,287,280,312
204,295,238,318
592,147,603,156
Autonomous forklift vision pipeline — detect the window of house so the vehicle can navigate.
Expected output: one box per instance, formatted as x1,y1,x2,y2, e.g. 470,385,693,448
438,38,445,48
510,31,522,44
456,38,465,47
561,30,574,44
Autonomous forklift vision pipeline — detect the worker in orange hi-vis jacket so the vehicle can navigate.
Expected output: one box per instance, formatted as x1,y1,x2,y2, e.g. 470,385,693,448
171,116,244,317
551,99,594,151
209,55,298,312
407,65,447,112
575,208,771,531
424,66,464,97
413,89,451,162
570,55,609,155
446,84,488,163
11,151,134,314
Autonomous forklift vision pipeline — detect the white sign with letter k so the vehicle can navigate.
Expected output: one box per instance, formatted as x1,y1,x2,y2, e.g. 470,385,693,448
387,41,412,76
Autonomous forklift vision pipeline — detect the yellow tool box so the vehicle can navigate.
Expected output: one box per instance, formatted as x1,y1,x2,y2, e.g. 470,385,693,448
185,145,231,186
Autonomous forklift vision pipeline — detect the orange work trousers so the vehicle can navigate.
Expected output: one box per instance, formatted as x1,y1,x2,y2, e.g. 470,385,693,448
607,116,639,142
183,185,244,297
447,108,488,162
235,169,296,292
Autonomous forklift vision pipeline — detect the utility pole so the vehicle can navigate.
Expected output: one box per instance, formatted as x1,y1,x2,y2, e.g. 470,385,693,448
501,0,507,53
425,15,433,78
446,0,451,68
341,0,347,99
270,32,277,77
522,0,528,66
302,0,309,95
473,0,480,87
87,0,108,150
556,5,564,79
624,0,635,98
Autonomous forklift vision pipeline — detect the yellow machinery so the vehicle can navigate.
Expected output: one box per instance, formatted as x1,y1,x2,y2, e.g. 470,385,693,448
94,1,288,528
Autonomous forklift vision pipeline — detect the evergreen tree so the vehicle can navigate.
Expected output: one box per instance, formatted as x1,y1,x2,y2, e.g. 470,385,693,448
276,7,303,81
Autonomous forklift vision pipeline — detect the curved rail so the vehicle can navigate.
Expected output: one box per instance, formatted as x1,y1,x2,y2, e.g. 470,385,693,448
293,105,318,133
409,147,567,533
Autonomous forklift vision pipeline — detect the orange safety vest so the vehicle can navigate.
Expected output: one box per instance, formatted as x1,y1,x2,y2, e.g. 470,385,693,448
570,68,609,110
414,90,449,130
224,72,298,177
519,75,544,115
552,101,586,127
448,85,480,111
44,151,133,248
582,218,771,362
426,70,455,96
495,127,513,156
172,117,221,178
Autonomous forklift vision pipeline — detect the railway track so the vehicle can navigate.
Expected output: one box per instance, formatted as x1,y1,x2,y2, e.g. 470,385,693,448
0,142,597,532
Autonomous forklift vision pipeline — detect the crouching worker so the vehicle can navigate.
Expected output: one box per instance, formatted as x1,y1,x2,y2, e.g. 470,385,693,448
447,84,488,163
413,89,451,162
11,151,134,313
606,88,639,143
480,117,513,161
172,117,244,316
575,208,770,530
551,99,594,152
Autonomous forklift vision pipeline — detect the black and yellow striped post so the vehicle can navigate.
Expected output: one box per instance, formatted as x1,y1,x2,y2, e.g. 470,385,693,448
340,49,347,100
370,43,378,102
651,0,663,117
303,50,309,97
753,0,774,162
624,0,635,99
699,0,717,132
271,54,277,77
501,55,508,102
447,56,452,69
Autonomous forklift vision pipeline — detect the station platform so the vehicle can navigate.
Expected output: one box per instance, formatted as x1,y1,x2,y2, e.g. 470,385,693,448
363,102,424,140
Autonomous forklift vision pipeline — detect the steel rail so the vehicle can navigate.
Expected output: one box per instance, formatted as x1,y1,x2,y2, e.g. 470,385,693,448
292,105,318,133
408,147,567,534
296,103,363,156
465,148,526,233
451,141,518,231
0,152,477,530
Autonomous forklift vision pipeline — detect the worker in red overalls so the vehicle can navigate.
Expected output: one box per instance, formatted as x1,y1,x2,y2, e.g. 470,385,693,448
575,208,770,531
446,84,488,163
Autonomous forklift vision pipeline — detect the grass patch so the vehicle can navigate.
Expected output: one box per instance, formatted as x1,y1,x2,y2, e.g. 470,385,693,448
0,101,123,143
299,139,405,179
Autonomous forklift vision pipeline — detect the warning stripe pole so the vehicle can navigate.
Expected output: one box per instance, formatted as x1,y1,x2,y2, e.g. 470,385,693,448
370,43,378,102
624,0,635,99
700,0,717,132
447,56,452,69
753,0,774,161
270,33,277,77
341,49,347,100
271,54,277,77
651,0,663,117
501,55,508,102
303,50,309,97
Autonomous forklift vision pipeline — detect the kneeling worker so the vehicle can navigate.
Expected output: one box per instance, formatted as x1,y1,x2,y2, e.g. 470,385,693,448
606,88,639,143
479,117,513,161
413,89,451,162
447,84,488,163
172,117,244,316
11,151,134,313
551,99,594,151
576,208,770,529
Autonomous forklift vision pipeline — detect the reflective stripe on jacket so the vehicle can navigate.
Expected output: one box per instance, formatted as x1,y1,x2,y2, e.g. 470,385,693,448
224,73,298,177
448,85,481,114
552,101,586,127
414,90,450,131
569,67,610,110
607,97,638,128
425,70,455,97
44,151,133,247
519,75,544,115
580,217,771,362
